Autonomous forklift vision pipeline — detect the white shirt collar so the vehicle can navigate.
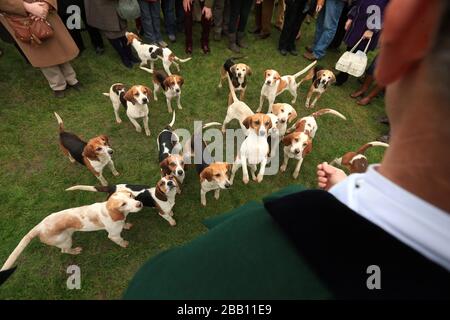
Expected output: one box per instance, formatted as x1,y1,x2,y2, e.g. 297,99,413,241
330,164,450,272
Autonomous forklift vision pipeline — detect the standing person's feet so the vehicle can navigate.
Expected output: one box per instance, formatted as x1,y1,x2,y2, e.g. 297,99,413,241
357,96,375,106
237,32,248,48
248,27,261,34
279,48,288,56
274,24,282,31
168,34,176,43
157,40,168,48
95,46,105,55
68,82,83,91
289,49,298,56
350,89,366,98
378,116,389,125
228,33,240,53
185,45,193,54
255,32,270,40
201,42,210,54
53,89,65,98
303,51,319,61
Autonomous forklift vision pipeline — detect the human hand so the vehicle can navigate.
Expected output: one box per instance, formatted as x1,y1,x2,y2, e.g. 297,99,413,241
363,30,374,39
256,0,263,4
23,1,48,19
183,0,192,12
316,162,347,190
345,19,352,31
316,0,324,13
202,6,212,20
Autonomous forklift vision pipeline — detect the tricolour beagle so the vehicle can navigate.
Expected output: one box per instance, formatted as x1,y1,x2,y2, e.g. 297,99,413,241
54,112,118,186
126,32,191,75
298,65,336,109
218,57,252,106
67,175,179,226
1,191,143,271
331,141,389,173
257,61,317,113
140,68,184,113
103,83,152,136
282,108,347,179
157,111,185,184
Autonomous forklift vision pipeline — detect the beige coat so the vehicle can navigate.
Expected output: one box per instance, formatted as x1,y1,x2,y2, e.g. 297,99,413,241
0,0,79,68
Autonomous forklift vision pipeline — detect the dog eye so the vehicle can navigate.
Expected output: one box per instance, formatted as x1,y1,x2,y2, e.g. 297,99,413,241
215,173,221,177
265,122,270,126
295,139,299,142
303,143,307,147
96,147,102,151
288,112,292,115
281,109,284,112
170,162,176,166
181,161,184,165
121,202,127,207
255,121,260,125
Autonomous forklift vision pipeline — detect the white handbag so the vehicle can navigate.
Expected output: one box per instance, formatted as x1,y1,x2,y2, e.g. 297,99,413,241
335,37,372,77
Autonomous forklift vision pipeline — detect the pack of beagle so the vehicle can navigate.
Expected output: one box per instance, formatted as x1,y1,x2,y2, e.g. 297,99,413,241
126,31,191,75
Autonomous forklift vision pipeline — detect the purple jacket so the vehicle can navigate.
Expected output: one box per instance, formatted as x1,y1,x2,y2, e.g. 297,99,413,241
343,0,389,52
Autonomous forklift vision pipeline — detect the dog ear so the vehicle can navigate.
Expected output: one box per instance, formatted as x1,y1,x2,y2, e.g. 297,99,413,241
143,85,152,97
302,139,313,157
230,64,236,74
177,75,184,87
242,116,253,129
282,133,295,146
98,135,110,145
271,103,282,115
200,167,213,182
288,108,297,123
330,71,336,84
246,65,252,76
155,182,168,202
82,143,97,160
123,87,136,104
159,158,172,175
274,71,281,81
163,77,172,89
265,115,273,129
106,197,125,221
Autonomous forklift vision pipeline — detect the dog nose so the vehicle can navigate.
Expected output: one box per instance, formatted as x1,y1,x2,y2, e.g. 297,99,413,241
237,73,241,77
108,149,114,155
294,149,300,154
142,98,148,103
266,80,271,85
175,89,180,93
177,170,184,176
136,202,143,208
225,182,231,188
281,119,286,123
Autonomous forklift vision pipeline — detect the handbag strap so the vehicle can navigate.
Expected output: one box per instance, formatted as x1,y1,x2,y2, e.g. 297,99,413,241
349,36,372,53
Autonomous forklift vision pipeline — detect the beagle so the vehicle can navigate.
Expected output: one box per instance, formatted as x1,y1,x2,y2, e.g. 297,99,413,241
67,175,179,227
1,191,143,271
183,123,231,206
54,112,118,186
140,68,184,113
298,65,336,109
282,108,347,179
103,83,152,136
126,32,191,75
218,57,252,106
331,141,389,173
157,111,185,184
257,61,317,113
230,113,273,185
270,103,298,137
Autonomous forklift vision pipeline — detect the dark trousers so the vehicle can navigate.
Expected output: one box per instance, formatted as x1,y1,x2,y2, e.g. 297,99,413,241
278,0,308,51
58,0,104,51
228,0,253,33
184,1,211,46
175,0,185,32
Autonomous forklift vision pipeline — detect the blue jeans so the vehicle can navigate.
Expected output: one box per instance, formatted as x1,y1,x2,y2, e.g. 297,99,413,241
161,0,177,37
312,0,345,59
138,0,163,43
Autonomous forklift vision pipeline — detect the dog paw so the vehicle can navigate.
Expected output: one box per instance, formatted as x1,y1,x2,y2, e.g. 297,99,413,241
201,200,206,207
280,165,287,172
116,119,122,124
178,105,183,110
120,240,129,248
136,127,142,133
145,130,151,136
124,223,133,230
113,171,120,177
293,172,299,179
243,176,249,184
169,219,177,226
257,174,264,183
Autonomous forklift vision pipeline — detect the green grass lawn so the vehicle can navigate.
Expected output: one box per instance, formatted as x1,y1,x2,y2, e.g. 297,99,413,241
0,18,387,299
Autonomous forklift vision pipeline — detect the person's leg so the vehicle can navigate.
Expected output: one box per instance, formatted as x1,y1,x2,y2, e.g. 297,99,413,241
162,0,177,41
285,0,307,52
213,0,225,40
223,0,230,35
138,0,157,43
259,0,275,37
175,0,184,32
227,0,241,52
251,2,262,34
200,1,211,53
335,71,349,86
184,1,193,53
120,36,139,63
329,2,348,49
275,0,285,29
312,0,344,59
149,0,164,44
350,75,374,98
236,0,253,48
79,0,104,51
108,36,133,68
59,62,79,86
40,65,68,95
357,85,384,106
278,0,296,52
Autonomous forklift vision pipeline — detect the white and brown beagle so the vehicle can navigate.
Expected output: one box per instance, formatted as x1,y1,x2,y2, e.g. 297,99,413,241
218,57,252,106
67,175,179,227
282,108,347,179
299,65,336,109
331,141,389,173
183,123,231,206
54,112,119,186
270,103,298,137
1,191,143,271
140,68,184,113
257,61,317,113
103,83,152,136
127,32,191,76
157,111,185,184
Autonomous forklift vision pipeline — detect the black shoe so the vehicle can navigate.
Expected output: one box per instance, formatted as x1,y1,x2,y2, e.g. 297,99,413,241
377,135,390,143
95,46,105,55
378,116,390,125
279,49,288,56
121,57,133,69
69,82,82,91
130,55,141,64
289,49,298,56
54,90,65,98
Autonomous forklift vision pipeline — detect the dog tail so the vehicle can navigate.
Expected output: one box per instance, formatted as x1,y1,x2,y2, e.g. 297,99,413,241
1,225,40,271
293,61,318,79
357,141,389,155
226,72,239,104
65,185,114,193
174,56,192,63
54,112,64,133
167,110,176,129
102,92,110,97
202,122,222,129
311,108,347,120
139,66,154,74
